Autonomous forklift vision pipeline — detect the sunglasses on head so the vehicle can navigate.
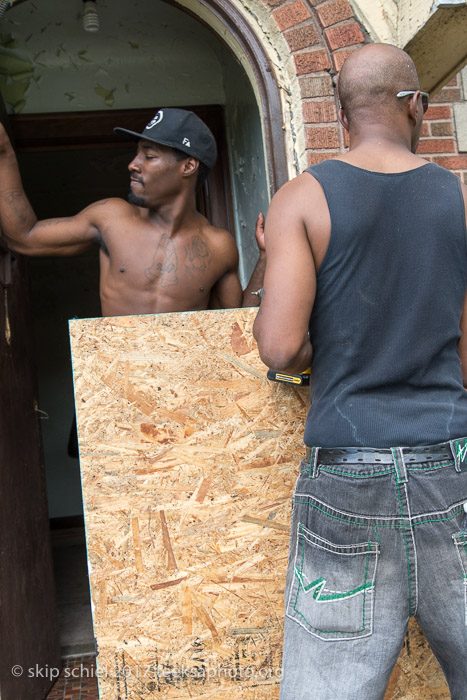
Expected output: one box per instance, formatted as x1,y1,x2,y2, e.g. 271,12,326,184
396,90,429,113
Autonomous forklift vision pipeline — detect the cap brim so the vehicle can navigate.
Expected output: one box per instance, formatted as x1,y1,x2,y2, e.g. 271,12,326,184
113,127,182,153
113,127,146,141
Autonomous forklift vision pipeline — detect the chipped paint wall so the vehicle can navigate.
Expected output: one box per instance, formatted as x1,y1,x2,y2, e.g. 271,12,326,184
1,0,305,174
1,0,227,112
221,51,269,287
1,0,269,272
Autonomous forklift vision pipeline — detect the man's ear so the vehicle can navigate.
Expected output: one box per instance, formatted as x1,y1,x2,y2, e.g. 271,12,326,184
407,90,420,126
182,157,199,178
338,107,349,131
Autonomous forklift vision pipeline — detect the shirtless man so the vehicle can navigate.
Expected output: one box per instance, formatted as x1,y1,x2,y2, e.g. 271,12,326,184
0,108,264,315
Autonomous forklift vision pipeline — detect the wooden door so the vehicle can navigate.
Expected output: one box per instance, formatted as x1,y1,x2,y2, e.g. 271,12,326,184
0,99,60,700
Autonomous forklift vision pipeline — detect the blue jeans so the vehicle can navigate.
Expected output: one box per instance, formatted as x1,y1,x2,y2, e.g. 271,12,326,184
280,439,467,700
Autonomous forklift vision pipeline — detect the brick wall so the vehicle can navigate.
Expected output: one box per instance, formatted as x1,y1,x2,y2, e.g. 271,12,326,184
267,0,365,166
266,0,467,181
418,74,467,183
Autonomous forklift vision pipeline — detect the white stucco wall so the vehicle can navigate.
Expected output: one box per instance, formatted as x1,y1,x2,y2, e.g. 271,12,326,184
350,0,467,92
453,66,467,152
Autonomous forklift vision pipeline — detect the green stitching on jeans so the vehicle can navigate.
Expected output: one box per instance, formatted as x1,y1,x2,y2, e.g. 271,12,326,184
395,480,413,611
407,461,453,471
373,525,381,546
292,531,373,634
292,498,463,529
462,533,467,579
319,466,394,478
304,576,372,601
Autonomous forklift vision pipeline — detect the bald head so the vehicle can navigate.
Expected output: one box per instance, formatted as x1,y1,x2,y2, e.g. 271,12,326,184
338,44,420,124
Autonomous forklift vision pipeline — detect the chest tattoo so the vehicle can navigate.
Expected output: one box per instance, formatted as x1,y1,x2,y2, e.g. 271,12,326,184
145,234,178,287
184,235,210,277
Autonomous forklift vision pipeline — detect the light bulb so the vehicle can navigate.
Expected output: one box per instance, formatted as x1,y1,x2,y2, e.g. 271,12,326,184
83,0,99,32
0,0,12,21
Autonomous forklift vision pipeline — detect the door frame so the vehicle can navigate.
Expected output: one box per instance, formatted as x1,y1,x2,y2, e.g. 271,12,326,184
166,0,289,196
0,94,61,700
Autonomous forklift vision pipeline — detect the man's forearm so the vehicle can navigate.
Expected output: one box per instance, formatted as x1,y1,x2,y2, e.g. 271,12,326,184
276,336,313,375
253,301,313,373
260,331,313,374
0,129,37,247
242,252,266,307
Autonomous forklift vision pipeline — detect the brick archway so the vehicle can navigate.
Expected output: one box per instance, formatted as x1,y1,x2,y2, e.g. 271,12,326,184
270,0,366,166
177,0,466,182
177,0,366,178
171,0,291,192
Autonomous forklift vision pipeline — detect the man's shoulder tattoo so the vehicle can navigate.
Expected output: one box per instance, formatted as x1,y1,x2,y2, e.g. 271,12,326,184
184,234,210,277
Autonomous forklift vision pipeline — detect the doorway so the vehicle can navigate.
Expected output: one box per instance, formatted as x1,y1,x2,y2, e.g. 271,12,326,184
12,105,234,525
4,0,284,665
11,104,236,655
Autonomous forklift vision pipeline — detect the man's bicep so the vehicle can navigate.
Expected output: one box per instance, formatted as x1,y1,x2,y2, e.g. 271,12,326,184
14,203,105,256
459,289,467,388
209,268,243,309
24,216,96,255
208,232,242,309
253,183,316,369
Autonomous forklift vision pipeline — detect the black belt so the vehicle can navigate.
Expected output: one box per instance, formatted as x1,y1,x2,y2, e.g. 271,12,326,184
305,440,459,465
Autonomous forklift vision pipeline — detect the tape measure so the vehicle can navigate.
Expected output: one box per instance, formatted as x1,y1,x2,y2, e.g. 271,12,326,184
267,368,310,386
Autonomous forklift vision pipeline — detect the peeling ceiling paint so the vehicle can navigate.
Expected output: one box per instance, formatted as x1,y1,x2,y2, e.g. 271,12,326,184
0,0,228,113
0,32,34,111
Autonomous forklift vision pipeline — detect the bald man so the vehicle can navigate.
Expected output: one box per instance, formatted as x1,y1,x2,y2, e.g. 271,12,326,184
254,44,467,699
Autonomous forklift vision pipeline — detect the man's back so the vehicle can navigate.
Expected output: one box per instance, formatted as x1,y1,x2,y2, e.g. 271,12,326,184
303,159,467,447
254,43,467,700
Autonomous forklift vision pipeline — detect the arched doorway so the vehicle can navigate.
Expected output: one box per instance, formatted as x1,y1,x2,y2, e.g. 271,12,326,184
0,0,288,661
2,0,288,523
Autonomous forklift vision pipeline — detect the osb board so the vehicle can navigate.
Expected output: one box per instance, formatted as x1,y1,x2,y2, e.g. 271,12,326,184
69,308,305,699
69,308,449,700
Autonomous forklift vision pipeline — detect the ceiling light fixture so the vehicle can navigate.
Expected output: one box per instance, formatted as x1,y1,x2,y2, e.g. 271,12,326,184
0,0,14,21
0,0,30,20
83,0,99,32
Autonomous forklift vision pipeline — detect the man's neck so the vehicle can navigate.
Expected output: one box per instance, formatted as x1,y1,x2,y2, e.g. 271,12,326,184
146,192,200,234
338,132,425,174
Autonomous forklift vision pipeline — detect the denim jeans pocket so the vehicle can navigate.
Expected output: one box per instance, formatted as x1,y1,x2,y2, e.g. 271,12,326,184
286,523,379,641
452,531,467,625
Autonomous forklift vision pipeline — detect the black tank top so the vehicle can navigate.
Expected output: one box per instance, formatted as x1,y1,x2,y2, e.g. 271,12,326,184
304,160,467,448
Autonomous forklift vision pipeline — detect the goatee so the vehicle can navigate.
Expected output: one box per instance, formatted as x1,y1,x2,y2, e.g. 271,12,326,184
128,191,145,207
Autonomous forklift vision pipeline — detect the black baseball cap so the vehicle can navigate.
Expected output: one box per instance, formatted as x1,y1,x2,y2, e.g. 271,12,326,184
114,108,217,169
